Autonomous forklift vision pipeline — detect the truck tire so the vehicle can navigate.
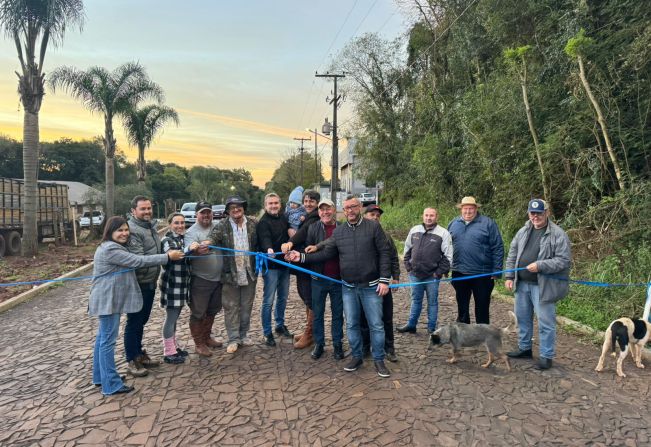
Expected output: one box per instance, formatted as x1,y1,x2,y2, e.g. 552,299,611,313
6,231,22,255
0,234,5,257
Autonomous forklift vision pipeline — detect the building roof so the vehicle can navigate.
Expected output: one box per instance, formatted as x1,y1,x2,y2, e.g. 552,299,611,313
40,180,102,205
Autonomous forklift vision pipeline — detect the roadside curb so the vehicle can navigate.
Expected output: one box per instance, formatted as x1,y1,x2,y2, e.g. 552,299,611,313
493,291,651,362
0,261,95,314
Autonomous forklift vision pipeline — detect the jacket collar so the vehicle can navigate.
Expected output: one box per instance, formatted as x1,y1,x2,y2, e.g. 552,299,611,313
346,216,364,227
129,215,157,229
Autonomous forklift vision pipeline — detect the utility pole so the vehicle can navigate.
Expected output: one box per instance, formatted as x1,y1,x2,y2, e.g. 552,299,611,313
312,129,318,183
316,71,345,204
293,137,311,186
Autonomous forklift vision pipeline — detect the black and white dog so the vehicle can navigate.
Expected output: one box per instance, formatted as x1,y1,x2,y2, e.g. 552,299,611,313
595,317,651,378
429,311,517,371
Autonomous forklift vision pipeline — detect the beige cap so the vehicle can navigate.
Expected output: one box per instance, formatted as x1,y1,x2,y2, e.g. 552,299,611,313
318,198,335,208
456,196,481,208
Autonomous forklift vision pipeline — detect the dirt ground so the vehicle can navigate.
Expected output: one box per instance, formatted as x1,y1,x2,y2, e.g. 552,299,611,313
0,239,96,304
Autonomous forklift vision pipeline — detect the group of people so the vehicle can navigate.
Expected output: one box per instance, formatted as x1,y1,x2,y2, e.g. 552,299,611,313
89,190,571,396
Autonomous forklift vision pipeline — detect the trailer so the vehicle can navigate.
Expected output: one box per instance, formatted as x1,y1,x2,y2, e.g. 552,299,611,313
0,177,73,256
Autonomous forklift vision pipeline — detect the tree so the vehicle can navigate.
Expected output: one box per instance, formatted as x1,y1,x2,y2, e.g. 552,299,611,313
504,45,550,202
123,104,179,183
48,62,164,217
266,152,323,201
0,0,84,255
565,29,625,191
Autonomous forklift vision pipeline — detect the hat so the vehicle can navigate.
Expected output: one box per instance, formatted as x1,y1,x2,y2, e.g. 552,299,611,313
318,198,335,208
288,186,304,205
195,201,212,213
225,195,247,212
527,199,547,213
365,204,384,214
456,196,481,208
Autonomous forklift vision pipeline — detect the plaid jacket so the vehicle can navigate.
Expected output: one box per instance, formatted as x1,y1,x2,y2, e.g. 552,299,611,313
159,231,190,308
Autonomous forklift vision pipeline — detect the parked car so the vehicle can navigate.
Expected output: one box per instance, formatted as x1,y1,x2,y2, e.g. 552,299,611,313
212,204,226,220
79,210,104,228
180,202,197,227
358,192,376,206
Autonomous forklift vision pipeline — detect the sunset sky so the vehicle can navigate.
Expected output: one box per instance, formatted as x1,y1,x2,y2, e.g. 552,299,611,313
0,1,407,186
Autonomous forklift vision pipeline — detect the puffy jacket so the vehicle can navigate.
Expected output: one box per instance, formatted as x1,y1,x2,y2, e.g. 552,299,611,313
403,224,452,279
302,217,391,286
447,214,504,276
128,216,162,284
257,212,289,270
505,220,571,303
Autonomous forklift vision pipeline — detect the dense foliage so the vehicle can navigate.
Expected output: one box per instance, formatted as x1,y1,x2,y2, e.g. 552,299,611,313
334,0,651,328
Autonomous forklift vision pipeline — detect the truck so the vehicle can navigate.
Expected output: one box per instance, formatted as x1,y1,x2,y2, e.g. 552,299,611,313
0,177,73,257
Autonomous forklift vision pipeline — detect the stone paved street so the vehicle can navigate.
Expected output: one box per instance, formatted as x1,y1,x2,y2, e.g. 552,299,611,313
1,271,650,446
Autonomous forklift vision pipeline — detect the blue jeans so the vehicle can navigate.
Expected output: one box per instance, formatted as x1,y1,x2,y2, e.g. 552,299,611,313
124,283,155,362
311,278,344,346
514,281,557,359
342,285,385,361
406,274,440,331
93,313,124,395
261,268,290,336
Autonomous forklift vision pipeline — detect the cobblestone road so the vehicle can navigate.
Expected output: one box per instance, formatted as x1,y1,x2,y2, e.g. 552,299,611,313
1,271,650,446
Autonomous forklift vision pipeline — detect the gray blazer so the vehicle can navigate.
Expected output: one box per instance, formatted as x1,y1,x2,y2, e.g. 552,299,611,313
88,241,168,316
505,220,572,304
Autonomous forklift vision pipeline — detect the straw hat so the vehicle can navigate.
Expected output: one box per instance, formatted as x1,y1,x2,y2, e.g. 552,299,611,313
456,196,481,208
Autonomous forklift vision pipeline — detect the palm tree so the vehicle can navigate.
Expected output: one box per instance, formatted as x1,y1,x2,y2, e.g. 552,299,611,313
0,0,84,256
123,105,180,183
48,62,164,217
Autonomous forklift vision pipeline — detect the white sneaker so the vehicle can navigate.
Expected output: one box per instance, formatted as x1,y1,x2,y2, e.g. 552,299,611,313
226,343,238,354
240,336,254,346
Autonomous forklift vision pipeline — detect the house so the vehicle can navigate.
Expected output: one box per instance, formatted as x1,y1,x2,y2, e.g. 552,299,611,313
42,180,103,216
339,138,366,196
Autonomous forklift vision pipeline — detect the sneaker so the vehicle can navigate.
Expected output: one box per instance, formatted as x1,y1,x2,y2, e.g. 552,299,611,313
110,384,135,395
264,334,276,347
163,354,185,364
534,357,553,370
396,324,417,334
176,347,189,358
127,360,149,377
138,350,160,368
374,360,391,378
241,336,254,346
385,349,398,363
274,325,293,338
343,357,363,372
507,348,533,359
226,343,238,354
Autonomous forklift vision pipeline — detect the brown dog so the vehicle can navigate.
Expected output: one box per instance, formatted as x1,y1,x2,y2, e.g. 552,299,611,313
595,317,651,378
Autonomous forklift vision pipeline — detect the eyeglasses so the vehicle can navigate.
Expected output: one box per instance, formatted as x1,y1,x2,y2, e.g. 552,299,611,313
343,204,360,211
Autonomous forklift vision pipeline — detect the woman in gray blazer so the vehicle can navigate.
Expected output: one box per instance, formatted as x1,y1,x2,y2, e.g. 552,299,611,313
90,216,183,395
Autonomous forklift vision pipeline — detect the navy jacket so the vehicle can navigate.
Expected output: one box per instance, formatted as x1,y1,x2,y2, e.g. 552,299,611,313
447,214,504,276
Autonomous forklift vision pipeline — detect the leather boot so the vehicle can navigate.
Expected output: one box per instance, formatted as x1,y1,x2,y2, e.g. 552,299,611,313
190,320,212,357
294,309,314,349
203,314,223,348
293,307,308,342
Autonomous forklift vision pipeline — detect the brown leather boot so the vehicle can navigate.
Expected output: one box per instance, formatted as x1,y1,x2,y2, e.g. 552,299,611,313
203,314,223,348
293,307,309,342
190,319,212,357
294,309,314,349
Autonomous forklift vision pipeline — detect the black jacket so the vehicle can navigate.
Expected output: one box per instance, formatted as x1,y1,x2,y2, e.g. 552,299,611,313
305,220,340,276
288,208,320,250
386,234,400,281
257,212,289,270
302,217,392,286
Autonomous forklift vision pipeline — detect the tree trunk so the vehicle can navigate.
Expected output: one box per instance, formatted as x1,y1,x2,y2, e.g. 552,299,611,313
137,144,146,183
577,56,625,191
22,110,40,256
103,117,116,217
519,74,550,203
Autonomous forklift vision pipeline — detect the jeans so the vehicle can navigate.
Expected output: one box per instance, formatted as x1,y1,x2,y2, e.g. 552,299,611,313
311,279,344,346
514,281,557,359
361,290,394,351
342,285,385,361
124,282,155,362
406,274,440,331
452,272,494,324
222,282,256,344
93,313,124,395
261,268,290,336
